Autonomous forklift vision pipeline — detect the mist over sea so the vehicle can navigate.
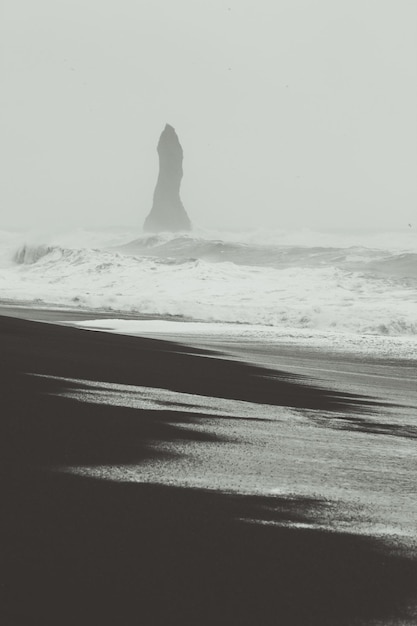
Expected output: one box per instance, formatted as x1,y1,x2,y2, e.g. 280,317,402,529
1,226,416,358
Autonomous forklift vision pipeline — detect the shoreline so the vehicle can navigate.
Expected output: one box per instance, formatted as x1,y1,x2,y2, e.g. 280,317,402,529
1,301,416,363
2,302,416,418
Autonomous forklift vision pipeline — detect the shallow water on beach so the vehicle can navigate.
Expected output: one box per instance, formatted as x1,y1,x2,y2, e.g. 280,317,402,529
70,317,417,361
50,360,417,553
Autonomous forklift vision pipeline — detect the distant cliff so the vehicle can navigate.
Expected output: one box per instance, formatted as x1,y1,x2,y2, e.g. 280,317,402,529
143,124,192,232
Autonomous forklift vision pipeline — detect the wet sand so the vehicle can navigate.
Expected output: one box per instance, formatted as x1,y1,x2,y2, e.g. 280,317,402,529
1,310,417,625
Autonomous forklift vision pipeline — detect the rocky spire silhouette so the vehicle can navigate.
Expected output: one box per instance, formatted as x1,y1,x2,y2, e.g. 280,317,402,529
143,124,192,232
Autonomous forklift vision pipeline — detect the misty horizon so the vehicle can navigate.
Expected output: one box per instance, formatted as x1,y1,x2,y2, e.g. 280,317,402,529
1,0,416,233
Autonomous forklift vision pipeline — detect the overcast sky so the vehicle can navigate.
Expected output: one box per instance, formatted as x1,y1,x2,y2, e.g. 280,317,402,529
1,0,416,233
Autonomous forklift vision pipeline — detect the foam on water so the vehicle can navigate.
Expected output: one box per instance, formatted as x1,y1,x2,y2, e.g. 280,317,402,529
69,319,417,360
1,227,416,356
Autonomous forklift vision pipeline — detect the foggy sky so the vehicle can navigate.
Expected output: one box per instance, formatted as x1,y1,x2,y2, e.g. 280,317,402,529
1,0,416,233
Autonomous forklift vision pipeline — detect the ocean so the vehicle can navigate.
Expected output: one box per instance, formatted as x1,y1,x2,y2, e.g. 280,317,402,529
1,226,416,358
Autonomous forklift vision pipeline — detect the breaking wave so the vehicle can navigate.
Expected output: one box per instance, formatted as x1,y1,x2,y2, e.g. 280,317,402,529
3,229,416,340
119,234,417,279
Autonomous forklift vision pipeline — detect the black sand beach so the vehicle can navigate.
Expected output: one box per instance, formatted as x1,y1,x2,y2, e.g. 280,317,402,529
1,312,417,625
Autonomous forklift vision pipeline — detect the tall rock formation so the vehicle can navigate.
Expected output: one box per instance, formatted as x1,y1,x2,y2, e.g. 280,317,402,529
143,124,192,232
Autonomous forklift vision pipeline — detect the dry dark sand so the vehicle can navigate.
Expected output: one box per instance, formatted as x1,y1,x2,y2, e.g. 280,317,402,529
1,310,417,625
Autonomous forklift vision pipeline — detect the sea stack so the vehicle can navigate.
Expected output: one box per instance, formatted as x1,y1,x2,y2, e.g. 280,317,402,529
143,124,192,232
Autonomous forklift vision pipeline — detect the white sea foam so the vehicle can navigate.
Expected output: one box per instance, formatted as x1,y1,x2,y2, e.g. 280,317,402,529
68,319,417,360
1,227,416,356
